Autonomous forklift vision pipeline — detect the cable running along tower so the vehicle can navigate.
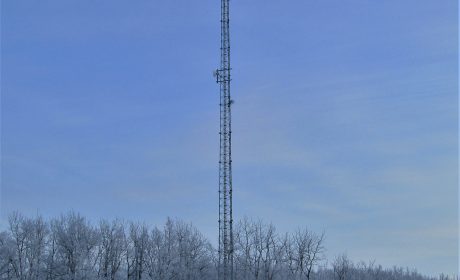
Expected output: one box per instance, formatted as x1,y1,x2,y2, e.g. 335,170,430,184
214,0,234,279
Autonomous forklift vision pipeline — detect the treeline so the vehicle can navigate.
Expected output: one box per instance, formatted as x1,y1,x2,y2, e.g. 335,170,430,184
0,212,453,280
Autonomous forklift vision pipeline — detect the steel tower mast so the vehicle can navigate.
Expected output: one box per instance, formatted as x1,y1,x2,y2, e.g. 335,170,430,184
214,0,233,279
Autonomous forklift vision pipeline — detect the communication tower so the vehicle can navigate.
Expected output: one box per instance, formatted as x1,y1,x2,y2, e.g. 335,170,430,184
214,0,234,279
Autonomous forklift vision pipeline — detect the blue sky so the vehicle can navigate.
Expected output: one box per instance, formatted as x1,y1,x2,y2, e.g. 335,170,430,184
1,0,458,276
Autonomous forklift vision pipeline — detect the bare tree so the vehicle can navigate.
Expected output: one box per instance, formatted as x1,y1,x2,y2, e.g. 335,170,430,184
52,212,98,280
282,233,297,279
145,226,165,280
126,223,148,280
291,227,325,280
174,219,213,279
234,217,255,280
8,212,28,280
234,218,288,280
6,214,52,280
144,218,213,280
260,223,284,280
0,231,15,279
24,215,48,280
332,254,351,280
97,219,126,280
43,226,58,280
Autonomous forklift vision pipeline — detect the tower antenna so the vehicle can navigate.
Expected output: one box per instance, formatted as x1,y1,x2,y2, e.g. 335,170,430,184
214,0,234,279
